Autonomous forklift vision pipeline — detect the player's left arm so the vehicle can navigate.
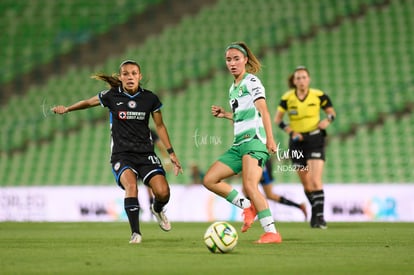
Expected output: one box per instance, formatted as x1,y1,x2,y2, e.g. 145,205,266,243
255,98,277,154
152,110,183,175
318,93,336,129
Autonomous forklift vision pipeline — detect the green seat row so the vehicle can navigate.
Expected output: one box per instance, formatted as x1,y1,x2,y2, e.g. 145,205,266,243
1,0,413,185
0,0,163,83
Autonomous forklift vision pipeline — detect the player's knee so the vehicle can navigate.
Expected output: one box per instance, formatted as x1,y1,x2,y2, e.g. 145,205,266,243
151,181,170,201
155,191,170,202
160,184,170,197
122,181,137,194
202,173,217,189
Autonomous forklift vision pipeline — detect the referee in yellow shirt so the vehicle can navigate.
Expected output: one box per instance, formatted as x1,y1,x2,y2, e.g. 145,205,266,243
274,66,336,229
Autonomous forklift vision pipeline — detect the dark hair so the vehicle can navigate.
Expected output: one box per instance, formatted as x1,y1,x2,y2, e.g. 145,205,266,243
119,60,141,71
288,66,310,89
92,73,121,88
92,60,141,89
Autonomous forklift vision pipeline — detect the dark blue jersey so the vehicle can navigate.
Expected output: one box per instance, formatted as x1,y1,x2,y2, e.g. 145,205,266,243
98,86,162,156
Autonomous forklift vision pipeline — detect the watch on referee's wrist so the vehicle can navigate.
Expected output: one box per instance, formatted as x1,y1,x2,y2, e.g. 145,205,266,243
167,147,174,154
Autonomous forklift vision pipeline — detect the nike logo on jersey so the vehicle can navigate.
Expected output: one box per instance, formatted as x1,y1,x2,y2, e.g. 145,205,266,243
116,102,124,105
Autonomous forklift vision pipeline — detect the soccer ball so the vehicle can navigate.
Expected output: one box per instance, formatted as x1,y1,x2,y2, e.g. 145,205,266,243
203,221,238,253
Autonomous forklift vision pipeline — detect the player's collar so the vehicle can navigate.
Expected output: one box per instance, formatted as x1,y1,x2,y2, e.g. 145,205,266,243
118,86,143,97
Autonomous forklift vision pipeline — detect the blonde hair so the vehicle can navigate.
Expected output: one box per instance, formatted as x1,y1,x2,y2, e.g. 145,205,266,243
226,41,261,74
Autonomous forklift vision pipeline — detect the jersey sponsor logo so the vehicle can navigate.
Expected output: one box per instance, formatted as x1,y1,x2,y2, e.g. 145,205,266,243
230,99,239,113
119,111,127,119
242,134,251,139
118,111,145,120
253,86,262,96
128,100,137,108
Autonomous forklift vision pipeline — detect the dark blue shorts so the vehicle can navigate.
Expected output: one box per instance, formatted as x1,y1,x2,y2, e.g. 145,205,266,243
260,159,274,185
111,152,166,189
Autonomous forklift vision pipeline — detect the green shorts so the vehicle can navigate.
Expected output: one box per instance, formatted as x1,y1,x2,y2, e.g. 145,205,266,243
217,138,270,174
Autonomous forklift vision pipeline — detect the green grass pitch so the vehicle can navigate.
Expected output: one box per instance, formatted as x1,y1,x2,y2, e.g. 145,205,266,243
0,222,412,274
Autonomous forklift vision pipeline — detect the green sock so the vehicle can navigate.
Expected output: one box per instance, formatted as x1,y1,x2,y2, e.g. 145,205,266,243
225,189,251,209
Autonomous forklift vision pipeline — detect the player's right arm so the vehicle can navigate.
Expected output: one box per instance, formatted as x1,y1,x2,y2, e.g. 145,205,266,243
52,95,100,114
211,105,233,121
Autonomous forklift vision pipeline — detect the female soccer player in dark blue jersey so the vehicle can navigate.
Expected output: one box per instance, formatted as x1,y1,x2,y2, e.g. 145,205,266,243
53,60,182,243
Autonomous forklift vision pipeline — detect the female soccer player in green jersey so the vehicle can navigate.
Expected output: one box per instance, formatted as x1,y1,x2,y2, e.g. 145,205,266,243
203,42,282,244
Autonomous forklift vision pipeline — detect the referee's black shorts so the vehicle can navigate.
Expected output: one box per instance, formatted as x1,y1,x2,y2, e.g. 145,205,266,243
111,152,166,189
289,129,326,167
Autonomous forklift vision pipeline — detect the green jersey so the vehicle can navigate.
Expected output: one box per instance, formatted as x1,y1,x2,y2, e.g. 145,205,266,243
229,73,267,146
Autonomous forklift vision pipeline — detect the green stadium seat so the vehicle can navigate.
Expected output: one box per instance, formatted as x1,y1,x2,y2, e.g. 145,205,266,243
1,0,414,186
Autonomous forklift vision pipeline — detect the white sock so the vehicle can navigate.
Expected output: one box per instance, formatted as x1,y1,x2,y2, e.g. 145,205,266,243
232,194,251,209
259,216,277,233
226,189,251,209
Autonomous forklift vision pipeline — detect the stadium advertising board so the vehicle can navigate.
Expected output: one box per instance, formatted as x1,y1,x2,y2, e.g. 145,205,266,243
0,184,413,222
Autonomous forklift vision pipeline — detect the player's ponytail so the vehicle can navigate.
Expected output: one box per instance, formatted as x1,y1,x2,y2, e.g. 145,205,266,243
92,73,121,88
288,74,296,89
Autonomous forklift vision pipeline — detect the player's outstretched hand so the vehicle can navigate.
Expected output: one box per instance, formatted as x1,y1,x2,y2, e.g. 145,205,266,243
52,105,68,114
211,105,225,118
170,154,183,176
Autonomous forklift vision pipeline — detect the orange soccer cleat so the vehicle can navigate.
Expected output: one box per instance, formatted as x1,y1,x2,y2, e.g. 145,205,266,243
241,204,257,233
254,232,282,244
